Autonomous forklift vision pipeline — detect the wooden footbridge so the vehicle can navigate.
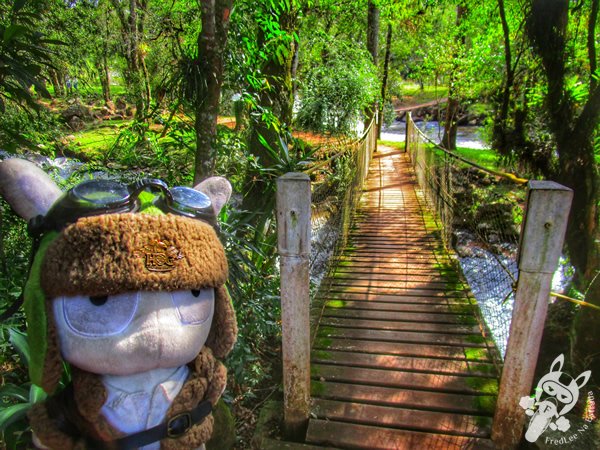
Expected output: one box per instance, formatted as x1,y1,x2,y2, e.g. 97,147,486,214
270,117,573,450
303,147,498,449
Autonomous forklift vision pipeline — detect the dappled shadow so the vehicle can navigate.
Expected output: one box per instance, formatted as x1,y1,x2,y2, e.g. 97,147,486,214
307,145,498,449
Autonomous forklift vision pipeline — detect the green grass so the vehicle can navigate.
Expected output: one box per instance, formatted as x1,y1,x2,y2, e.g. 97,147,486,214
430,144,500,171
378,140,500,171
453,146,500,170
378,140,405,151
398,82,449,105
67,122,126,159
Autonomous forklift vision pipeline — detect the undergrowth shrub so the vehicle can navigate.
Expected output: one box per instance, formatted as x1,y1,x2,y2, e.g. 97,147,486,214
296,36,378,134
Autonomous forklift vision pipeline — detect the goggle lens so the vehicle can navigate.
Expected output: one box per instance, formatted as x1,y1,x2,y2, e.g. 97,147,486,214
71,180,129,206
171,187,212,215
30,179,218,237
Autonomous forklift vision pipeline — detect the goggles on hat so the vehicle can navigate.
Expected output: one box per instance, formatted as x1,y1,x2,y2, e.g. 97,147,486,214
28,178,216,237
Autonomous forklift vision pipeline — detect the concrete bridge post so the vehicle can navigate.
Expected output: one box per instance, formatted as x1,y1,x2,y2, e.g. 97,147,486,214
276,172,311,440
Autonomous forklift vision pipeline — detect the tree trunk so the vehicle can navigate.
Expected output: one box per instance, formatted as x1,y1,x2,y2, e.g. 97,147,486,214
378,23,392,139
244,3,299,209
291,30,300,101
365,1,379,127
557,87,600,282
193,0,234,183
441,96,459,150
492,0,515,155
100,50,111,104
50,69,64,97
100,5,112,105
111,0,148,120
441,5,466,151
367,1,379,67
588,0,598,91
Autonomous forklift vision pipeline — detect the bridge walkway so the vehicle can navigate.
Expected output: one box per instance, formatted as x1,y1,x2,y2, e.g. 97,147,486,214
304,146,499,449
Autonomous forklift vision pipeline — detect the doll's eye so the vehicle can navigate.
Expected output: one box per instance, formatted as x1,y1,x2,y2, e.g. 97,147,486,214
172,289,214,325
57,292,139,337
90,296,108,306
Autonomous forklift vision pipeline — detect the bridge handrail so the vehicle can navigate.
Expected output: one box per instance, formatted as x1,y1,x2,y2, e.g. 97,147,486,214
276,116,378,435
405,112,528,363
304,117,376,175
406,113,528,184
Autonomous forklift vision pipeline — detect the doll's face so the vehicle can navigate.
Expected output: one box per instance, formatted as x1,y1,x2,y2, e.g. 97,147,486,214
52,289,214,375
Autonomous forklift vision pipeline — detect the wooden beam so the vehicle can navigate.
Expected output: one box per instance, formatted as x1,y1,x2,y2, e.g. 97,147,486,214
492,181,573,449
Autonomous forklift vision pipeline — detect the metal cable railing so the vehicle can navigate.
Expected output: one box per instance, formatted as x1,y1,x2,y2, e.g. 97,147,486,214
306,119,377,333
406,113,528,359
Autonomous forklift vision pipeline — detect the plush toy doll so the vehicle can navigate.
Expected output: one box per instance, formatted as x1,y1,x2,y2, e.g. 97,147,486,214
0,158,237,450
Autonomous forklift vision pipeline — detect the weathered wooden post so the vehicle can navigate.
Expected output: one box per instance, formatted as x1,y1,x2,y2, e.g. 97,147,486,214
492,181,573,449
404,114,412,153
276,172,311,439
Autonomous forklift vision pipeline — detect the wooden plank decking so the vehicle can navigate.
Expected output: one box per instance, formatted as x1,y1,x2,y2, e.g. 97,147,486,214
305,147,499,449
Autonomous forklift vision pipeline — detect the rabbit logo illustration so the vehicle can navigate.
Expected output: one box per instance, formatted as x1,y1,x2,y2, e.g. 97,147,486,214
519,354,591,443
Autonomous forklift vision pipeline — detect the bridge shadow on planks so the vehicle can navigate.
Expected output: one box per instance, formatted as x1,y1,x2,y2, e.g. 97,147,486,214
306,147,499,450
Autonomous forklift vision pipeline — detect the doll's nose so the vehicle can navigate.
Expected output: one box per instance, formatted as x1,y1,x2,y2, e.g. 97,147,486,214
135,290,214,326
136,291,177,320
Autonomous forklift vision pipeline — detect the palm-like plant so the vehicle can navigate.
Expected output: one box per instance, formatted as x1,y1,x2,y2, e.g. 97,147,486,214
0,0,58,113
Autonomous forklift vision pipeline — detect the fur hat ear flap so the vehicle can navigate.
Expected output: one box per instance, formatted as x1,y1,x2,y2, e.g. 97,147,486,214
205,286,237,359
40,310,65,394
23,232,64,394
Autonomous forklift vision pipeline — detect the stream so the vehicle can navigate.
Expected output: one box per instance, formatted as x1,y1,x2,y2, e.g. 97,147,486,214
381,119,488,149
380,120,571,357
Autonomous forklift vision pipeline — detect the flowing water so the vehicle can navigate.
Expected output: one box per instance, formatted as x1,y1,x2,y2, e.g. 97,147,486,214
381,119,488,149
379,121,571,357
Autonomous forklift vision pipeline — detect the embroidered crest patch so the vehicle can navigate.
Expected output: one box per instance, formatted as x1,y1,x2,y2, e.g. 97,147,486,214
135,240,184,272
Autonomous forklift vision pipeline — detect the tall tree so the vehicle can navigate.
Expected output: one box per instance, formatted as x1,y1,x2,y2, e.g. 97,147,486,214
527,0,600,282
110,0,151,119
242,0,300,207
193,0,235,182
378,22,392,138
365,0,380,126
491,0,515,153
441,3,466,150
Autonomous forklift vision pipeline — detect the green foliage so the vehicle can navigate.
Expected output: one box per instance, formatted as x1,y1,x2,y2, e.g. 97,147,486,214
0,103,62,154
296,36,379,134
0,205,31,321
0,0,57,112
217,126,316,394
0,328,47,449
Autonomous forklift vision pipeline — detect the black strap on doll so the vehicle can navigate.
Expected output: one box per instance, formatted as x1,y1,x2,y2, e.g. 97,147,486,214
111,400,213,450
46,385,212,450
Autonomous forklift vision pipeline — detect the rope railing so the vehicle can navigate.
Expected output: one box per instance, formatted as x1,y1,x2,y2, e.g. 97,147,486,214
306,118,377,325
276,118,377,433
405,113,528,359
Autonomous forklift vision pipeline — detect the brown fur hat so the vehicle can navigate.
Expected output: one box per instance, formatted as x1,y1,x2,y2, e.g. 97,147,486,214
38,213,237,393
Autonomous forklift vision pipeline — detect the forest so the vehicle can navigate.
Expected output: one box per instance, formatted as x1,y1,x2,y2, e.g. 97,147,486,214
0,0,599,448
